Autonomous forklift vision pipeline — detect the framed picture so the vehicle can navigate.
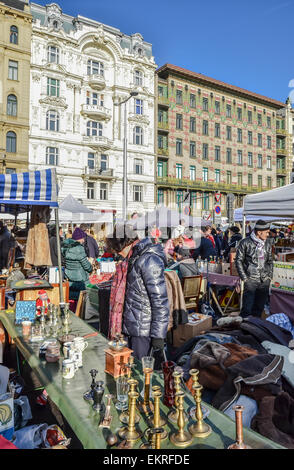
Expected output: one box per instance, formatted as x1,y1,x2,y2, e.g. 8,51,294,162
15,301,36,325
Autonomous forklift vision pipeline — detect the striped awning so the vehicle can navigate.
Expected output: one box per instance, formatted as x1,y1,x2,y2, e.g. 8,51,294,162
0,168,58,214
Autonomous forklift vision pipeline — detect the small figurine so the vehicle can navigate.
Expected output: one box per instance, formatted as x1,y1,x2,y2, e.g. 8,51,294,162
83,369,98,402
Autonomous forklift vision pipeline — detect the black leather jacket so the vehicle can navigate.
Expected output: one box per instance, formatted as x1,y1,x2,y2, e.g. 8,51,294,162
123,238,169,339
235,236,273,282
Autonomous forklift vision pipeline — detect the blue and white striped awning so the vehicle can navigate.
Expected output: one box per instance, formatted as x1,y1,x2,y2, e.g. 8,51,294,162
0,168,58,214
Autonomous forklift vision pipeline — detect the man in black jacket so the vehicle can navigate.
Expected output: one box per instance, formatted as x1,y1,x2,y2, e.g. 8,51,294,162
235,220,273,318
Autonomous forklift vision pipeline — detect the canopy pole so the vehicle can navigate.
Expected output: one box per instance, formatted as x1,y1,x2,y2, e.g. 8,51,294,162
55,208,64,305
240,212,246,313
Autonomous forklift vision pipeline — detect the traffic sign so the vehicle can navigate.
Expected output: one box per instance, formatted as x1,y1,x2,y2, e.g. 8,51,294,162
183,206,190,215
215,192,221,202
202,211,211,220
215,205,221,215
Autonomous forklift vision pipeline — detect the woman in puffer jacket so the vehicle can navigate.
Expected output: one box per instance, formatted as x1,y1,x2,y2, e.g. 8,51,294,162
106,224,170,360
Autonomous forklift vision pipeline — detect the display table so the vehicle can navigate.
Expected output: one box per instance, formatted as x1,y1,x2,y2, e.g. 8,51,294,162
0,310,283,449
270,288,294,323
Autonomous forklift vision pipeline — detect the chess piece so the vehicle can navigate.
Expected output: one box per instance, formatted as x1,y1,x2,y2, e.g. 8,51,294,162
170,391,193,448
188,385,212,438
228,405,252,449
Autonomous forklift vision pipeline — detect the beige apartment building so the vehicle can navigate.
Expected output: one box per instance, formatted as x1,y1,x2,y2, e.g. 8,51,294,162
156,64,288,221
0,0,32,173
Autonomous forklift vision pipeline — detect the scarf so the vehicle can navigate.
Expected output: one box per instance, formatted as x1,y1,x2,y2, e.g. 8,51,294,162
250,231,265,271
108,240,139,340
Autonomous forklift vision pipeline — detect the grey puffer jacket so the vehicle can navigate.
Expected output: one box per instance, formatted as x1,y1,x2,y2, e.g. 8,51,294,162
122,238,170,339
235,236,273,282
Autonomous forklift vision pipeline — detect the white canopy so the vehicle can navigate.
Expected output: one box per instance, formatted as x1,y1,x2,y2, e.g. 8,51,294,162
55,194,113,223
243,184,294,218
234,207,292,222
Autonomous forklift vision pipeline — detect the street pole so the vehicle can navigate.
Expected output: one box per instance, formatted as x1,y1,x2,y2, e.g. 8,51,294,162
123,102,128,220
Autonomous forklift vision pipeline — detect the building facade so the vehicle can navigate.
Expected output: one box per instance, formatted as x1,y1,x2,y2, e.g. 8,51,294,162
29,2,157,215
156,64,288,221
276,98,294,185
0,0,32,173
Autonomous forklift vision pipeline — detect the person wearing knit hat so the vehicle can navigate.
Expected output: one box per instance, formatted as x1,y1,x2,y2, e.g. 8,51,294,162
72,227,86,241
235,219,273,318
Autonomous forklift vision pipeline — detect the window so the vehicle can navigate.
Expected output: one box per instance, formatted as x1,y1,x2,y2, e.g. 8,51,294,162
257,154,262,168
227,171,232,184
190,117,196,132
215,101,220,114
267,116,271,128
257,113,262,126
267,136,272,149
133,126,143,145
176,138,182,155
215,145,220,162
215,169,220,183
157,161,163,177
46,110,59,132
158,135,163,149
8,60,18,80
176,190,183,208
237,108,242,120
6,168,16,174
190,140,196,157
176,113,183,130
258,175,262,189
226,126,231,140
133,185,142,202
86,91,103,106
190,165,196,181
46,147,58,166
87,60,104,76
6,131,16,153
134,158,143,175
87,121,103,136
237,128,242,143
87,182,95,199
158,189,164,204
248,110,252,123
190,94,196,108
135,99,143,115
7,94,17,116
176,163,182,179
134,70,143,86
248,174,253,187
202,192,209,210
176,90,183,105
202,143,208,160
226,104,231,118
88,152,95,170
248,152,253,167
47,78,59,97
215,123,220,138
48,45,59,64
203,97,208,111
248,131,252,144
191,191,197,208
202,167,208,182
203,120,208,135
10,25,18,44
267,155,272,170
158,86,164,97
258,133,262,147
267,176,272,189
238,172,242,186
237,150,243,165
100,154,108,171
226,148,232,164
100,183,108,200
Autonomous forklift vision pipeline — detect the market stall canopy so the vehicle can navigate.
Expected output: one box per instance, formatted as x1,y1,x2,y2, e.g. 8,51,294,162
59,194,92,213
234,207,292,222
57,194,113,223
0,168,58,215
130,206,210,230
243,183,294,218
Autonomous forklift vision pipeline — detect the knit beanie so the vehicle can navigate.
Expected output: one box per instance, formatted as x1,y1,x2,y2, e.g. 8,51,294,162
72,227,86,240
254,220,270,231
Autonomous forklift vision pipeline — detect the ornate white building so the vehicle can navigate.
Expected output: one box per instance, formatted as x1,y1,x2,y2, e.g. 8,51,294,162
29,2,157,216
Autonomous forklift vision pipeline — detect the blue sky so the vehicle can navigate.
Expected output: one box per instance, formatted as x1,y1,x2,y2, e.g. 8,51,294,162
34,0,294,103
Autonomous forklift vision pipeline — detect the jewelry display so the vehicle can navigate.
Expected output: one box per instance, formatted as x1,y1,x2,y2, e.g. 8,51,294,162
170,391,193,448
118,391,142,442
188,384,212,438
227,405,252,449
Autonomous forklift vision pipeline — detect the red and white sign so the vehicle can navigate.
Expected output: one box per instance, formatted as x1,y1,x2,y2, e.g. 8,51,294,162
215,192,221,202
215,205,221,215
202,211,211,220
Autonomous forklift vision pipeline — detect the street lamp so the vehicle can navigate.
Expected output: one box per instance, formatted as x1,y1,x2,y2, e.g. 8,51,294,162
114,90,138,220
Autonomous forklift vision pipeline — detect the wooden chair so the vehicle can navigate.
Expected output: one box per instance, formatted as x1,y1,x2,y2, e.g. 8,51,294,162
75,290,87,319
182,275,203,311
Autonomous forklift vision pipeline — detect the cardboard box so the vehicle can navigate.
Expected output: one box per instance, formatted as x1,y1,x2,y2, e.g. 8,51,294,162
272,261,294,292
222,263,231,276
172,314,212,348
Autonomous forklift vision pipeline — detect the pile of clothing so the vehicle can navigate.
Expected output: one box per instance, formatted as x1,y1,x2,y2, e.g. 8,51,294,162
172,313,294,448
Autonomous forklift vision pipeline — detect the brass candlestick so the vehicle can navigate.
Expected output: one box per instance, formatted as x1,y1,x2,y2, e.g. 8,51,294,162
189,368,200,387
147,387,167,441
170,391,193,448
228,405,252,449
188,385,212,438
154,427,163,450
168,371,187,424
118,391,142,442
120,379,141,424
140,367,154,416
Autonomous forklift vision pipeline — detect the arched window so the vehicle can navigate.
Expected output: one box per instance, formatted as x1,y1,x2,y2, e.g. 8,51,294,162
10,25,18,44
87,60,104,77
53,21,58,29
6,131,16,153
7,94,17,116
133,126,143,145
134,69,143,86
87,121,103,136
46,110,59,132
47,45,59,64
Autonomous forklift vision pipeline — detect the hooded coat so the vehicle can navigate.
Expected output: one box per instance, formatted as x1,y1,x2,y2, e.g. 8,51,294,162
61,239,92,283
122,238,170,339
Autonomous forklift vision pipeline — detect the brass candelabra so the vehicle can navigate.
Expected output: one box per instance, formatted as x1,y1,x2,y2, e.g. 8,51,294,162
228,405,252,449
118,391,142,442
188,384,212,438
119,378,141,424
170,391,193,448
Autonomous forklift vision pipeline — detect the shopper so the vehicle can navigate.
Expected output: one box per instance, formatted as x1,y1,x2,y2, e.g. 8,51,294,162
0,221,14,270
191,230,216,260
164,236,183,262
235,220,273,318
172,218,186,239
106,224,169,360
203,226,216,248
80,223,99,263
223,226,242,260
48,225,64,266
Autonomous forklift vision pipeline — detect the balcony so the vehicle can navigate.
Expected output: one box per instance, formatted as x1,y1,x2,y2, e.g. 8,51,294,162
82,166,115,180
276,148,288,156
276,128,287,137
158,121,169,131
83,135,112,150
158,148,169,157
158,96,169,107
86,74,106,91
276,167,287,176
156,177,262,194
81,104,111,121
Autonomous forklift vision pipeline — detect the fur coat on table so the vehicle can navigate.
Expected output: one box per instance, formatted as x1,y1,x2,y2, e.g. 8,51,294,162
25,206,52,267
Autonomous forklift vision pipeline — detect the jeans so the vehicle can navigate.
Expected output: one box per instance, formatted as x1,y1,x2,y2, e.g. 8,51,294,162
241,279,270,318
